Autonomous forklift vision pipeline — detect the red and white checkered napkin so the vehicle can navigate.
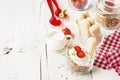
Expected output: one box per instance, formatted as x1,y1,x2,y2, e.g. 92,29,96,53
93,28,120,76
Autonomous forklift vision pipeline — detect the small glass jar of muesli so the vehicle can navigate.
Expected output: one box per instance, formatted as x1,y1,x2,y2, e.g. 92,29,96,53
95,0,120,29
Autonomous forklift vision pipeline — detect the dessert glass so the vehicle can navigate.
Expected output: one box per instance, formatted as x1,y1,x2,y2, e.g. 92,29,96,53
67,48,96,74
68,0,90,11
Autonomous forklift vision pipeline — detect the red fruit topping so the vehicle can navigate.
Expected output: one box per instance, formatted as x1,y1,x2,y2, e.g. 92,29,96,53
73,0,81,9
105,1,115,7
74,46,81,52
77,51,85,58
62,27,71,35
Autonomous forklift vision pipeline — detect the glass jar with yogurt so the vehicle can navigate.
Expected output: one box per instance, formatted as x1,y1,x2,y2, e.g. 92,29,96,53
95,0,120,29
67,45,96,74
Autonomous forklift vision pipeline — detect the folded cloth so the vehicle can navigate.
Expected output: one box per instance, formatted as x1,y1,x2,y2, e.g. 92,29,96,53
115,67,120,76
93,28,120,76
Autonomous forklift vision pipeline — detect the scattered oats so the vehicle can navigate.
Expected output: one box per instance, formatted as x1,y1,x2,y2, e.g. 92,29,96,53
109,49,113,53
61,74,63,77
65,77,68,80
58,66,61,69
62,64,64,67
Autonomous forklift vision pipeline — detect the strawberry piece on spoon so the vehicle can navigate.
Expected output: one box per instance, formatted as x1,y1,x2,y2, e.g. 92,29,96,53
62,27,72,40
62,27,71,35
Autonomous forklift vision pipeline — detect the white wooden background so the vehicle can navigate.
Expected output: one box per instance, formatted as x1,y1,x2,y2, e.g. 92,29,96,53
0,0,46,80
41,0,120,80
0,0,119,80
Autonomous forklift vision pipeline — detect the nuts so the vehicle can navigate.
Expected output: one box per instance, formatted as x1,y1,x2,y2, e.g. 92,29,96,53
96,9,120,28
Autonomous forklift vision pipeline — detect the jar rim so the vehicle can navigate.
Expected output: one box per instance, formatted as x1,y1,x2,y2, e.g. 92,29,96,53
103,0,120,9
97,2,120,14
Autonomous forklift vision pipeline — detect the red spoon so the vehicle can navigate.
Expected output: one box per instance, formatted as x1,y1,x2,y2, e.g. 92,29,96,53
46,0,61,26
52,0,62,17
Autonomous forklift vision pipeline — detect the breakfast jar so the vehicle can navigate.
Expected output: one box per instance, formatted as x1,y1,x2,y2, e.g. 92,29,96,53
68,0,90,10
95,0,120,29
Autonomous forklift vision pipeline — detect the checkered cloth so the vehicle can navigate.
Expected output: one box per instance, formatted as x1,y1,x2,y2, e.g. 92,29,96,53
93,28,120,76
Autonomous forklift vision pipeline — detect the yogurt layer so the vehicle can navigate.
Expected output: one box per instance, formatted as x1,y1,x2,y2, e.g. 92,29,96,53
69,48,91,66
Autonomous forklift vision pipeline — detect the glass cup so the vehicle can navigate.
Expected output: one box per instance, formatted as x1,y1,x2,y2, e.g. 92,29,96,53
68,0,90,10
67,45,97,74
95,0,120,29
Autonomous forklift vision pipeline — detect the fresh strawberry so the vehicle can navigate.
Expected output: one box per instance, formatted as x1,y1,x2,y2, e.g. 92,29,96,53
74,46,81,52
77,51,85,58
105,1,115,7
62,27,71,35
72,0,81,9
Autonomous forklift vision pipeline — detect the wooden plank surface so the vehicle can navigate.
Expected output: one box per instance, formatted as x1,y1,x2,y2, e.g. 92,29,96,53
0,0,43,80
41,0,120,80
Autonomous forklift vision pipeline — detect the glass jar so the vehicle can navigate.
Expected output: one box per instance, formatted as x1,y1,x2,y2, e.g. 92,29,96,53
68,0,90,10
67,46,96,74
95,0,120,29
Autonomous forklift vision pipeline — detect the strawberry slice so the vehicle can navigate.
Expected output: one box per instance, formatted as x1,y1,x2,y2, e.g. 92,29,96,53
77,51,85,58
105,1,115,7
62,27,71,35
74,46,81,52
72,0,81,9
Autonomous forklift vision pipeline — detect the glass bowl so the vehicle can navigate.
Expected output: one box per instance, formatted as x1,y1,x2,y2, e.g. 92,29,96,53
68,0,90,10
95,0,120,29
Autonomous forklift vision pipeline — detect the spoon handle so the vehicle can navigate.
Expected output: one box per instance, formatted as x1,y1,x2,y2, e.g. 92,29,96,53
46,0,54,16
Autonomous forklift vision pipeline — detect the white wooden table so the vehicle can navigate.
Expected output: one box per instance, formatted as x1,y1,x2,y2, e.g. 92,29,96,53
0,0,44,80
0,0,119,80
40,0,120,80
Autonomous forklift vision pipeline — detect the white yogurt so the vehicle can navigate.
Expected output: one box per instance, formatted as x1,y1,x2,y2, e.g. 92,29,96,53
68,48,91,66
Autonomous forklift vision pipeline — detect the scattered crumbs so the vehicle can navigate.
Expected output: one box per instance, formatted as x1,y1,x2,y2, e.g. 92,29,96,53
33,46,37,49
108,49,113,53
4,47,12,54
61,74,63,77
58,66,61,69
62,64,64,67
58,64,65,69
65,77,68,80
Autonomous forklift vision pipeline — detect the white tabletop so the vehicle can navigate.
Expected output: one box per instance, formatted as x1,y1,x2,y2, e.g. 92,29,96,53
0,0,43,80
0,0,119,80
40,0,120,80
